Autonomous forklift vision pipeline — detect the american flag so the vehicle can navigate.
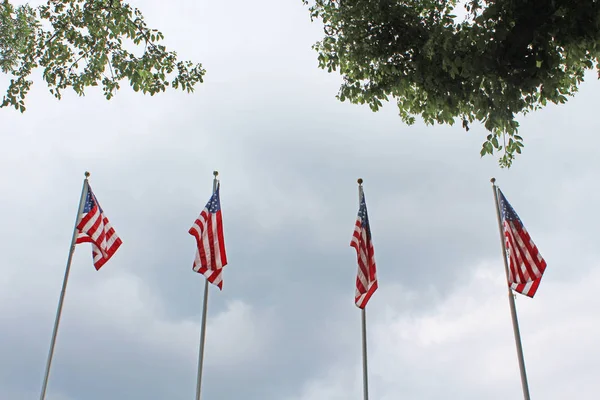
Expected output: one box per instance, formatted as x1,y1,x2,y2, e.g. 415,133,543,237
189,184,228,290
76,185,122,270
498,189,547,297
350,189,378,308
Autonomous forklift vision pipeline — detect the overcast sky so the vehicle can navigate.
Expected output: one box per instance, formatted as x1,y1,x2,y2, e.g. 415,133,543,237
2,1,600,399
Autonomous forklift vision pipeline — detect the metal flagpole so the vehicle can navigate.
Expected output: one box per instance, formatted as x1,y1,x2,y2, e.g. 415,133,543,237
361,308,370,400
357,179,370,400
491,178,531,400
40,172,90,400
195,170,219,400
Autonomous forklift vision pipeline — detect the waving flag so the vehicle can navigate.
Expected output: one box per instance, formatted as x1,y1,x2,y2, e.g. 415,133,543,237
76,185,122,270
351,189,378,308
498,189,547,297
189,184,228,289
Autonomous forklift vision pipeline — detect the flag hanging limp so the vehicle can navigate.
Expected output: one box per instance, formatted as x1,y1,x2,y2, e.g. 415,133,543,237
498,189,547,297
351,188,378,308
189,184,228,289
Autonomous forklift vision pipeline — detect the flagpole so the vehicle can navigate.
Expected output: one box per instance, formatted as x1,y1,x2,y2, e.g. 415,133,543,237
357,178,370,400
491,178,531,400
40,172,90,400
361,308,370,400
195,170,219,400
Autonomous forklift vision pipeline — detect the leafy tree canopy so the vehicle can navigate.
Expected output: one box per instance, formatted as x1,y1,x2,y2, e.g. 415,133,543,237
0,0,204,113
304,0,600,166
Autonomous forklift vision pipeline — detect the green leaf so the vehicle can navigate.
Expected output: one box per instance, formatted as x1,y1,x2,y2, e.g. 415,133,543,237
1,0,205,112
304,0,600,167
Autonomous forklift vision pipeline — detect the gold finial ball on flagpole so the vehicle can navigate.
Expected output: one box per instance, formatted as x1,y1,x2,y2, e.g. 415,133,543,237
213,170,219,177
85,171,90,178
490,177,496,184
357,178,363,185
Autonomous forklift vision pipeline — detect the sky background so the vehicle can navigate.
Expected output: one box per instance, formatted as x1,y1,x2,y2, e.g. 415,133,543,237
1,1,599,399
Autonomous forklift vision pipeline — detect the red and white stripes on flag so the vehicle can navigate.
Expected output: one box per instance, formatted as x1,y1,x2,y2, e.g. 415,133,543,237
350,188,378,308
498,189,547,297
189,184,228,289
76,185,122,270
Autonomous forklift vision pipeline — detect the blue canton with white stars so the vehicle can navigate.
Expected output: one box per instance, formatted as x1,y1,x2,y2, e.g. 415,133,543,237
358,192,372,238
205,186,221,213
82,186,102,213
498,189,522,226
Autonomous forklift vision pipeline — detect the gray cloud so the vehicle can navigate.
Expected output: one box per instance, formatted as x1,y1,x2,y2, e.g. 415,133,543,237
1,0,600,399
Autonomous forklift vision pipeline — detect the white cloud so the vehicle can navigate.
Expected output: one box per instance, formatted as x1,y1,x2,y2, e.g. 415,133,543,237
291,262,600,400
